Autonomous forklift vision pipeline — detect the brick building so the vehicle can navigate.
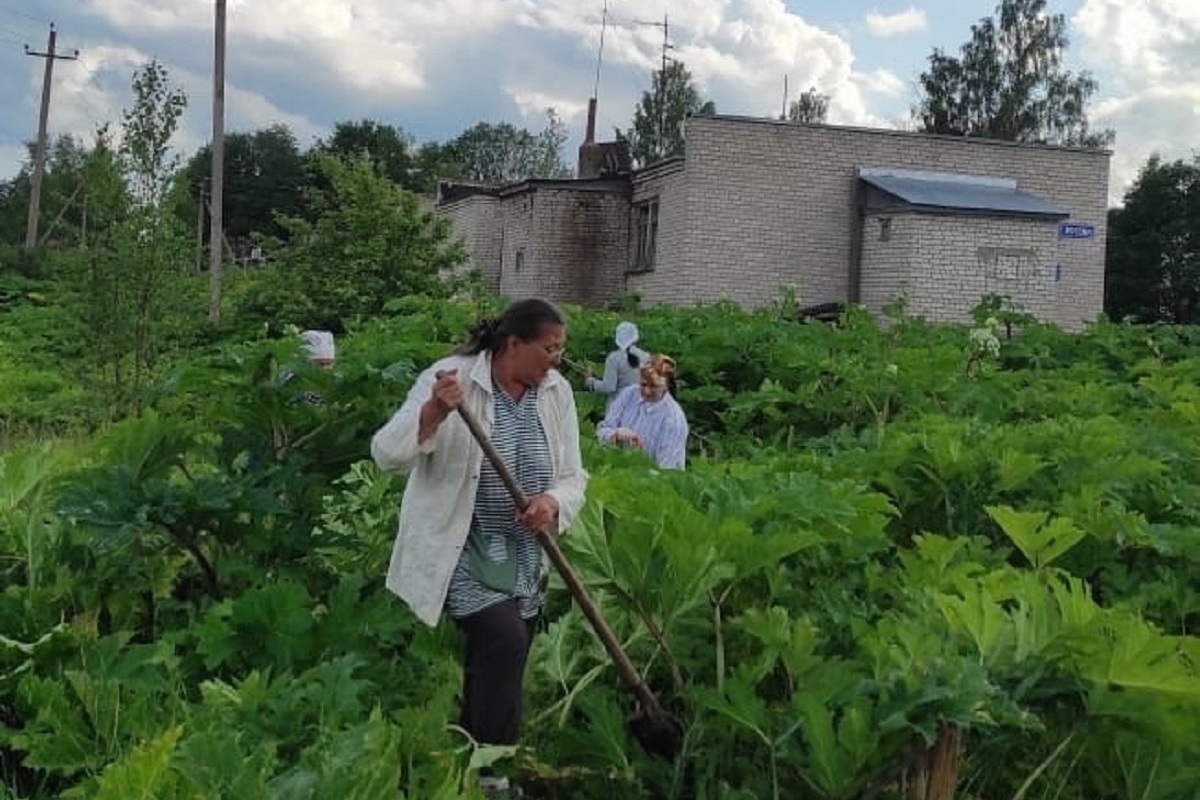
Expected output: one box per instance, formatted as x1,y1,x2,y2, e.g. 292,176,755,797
437,111,1111,329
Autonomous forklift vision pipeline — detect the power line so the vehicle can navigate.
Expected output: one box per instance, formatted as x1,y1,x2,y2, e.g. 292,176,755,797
0,2,45,25
70,63,118,122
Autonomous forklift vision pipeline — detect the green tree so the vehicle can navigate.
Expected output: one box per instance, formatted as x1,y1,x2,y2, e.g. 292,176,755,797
0,134,98,249
787,87,830,124
78,126,127,248
450,109,572,185
914,0,1112,147
626,60,715,165
410,141,464,195
82,60,192,415
0,179,19,247
315,119,415,187
251,155,465,329
1105,156,1200,323
174,125,307,252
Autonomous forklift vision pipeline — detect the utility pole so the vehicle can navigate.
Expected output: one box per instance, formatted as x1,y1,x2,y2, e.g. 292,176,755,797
194,178,208,274
23,24,79,250
205,197,237,264
659,13,668,161
207,0,227,328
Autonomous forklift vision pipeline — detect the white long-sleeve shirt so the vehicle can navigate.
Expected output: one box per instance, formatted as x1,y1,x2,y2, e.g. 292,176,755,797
371,351,588,626
597,384,689,470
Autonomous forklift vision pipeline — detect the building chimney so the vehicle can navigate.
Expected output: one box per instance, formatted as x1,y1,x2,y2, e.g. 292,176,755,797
578,97,602,177
585,97,597,144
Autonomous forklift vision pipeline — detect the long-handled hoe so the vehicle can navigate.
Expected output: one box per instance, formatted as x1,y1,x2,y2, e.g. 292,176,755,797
453,400,685,761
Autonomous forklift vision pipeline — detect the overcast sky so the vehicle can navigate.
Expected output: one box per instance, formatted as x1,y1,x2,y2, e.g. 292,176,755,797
1,0,1196,206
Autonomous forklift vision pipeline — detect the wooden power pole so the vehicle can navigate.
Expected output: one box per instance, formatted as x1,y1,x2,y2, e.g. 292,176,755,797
23,24,79,250
194,178,208,274
207,0,227,328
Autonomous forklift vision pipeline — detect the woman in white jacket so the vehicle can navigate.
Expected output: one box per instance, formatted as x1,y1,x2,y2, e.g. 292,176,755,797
371,298,586,799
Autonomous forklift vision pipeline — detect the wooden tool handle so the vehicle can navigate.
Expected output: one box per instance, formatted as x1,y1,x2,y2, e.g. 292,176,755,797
453,400,663,715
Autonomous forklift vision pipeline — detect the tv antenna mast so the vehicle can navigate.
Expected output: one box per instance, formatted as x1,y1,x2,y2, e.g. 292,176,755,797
592,0,609,100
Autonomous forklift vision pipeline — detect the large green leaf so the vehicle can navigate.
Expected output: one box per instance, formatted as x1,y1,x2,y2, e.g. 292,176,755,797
988,505,1086,569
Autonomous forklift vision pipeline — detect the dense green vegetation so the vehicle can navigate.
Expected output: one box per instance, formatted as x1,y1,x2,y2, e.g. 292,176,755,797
2,282,1198,798
0,25,1196,797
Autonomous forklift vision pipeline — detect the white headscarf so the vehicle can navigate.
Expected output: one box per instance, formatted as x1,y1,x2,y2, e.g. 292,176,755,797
614,321,639,351
300,330,336,362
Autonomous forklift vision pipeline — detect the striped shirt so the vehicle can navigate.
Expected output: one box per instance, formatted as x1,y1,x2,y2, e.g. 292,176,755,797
597,385,689,469
445,386,553,620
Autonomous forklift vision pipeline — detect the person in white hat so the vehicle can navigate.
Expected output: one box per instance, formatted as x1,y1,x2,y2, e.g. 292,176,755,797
299,330,336,370
291,330,336,405
585,321,648,409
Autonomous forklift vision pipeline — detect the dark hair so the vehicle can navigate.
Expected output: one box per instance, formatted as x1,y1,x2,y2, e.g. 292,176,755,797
625,348,640,369
454,298,566,355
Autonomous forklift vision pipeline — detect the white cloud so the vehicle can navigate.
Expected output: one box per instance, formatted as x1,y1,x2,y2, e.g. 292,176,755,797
855,68,906,99
509,91,589,123
10,0,1190,213
81,0,517,98
1074,0,1200,203
39,45,138,146
24,42,322,169
80,0,211,33
436,0,901,158
23,0,888,158
584,0,890,128
864,7,929,38
0,145,25,181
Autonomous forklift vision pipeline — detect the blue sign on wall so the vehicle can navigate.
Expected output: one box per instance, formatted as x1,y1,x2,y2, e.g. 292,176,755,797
1058,222,1095,239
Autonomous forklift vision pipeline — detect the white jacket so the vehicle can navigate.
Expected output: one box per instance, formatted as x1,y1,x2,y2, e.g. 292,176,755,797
371,350,588,626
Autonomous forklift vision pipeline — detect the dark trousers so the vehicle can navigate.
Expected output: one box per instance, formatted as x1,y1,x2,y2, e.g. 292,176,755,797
455,600,538,746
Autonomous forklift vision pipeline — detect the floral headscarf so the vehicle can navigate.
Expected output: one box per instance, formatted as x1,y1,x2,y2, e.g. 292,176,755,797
639,353,676,388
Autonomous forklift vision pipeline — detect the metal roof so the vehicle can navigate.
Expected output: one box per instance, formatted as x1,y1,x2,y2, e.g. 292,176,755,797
858,168,1069,218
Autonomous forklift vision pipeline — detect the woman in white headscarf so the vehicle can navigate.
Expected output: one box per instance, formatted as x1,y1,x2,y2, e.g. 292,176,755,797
289,329,336,405
299,330,336,369
585,321,648,409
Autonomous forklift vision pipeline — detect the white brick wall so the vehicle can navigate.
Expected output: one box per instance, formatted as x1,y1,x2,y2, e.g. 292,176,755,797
498,184,629,306
436,116,1111,329
441,195,503,290
658,115,1110,326
627,160,690,301
920,216,1061,324
860,214,914,315
860,214,1083,327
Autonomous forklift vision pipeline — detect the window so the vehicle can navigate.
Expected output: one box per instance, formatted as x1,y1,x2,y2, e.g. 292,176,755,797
515,247,525,273
878,216,893,242
630,200,659,273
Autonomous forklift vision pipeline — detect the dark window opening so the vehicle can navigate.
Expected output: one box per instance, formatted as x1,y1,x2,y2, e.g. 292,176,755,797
630,200,659,273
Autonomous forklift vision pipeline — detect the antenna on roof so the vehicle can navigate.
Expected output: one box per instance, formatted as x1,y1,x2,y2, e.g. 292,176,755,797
592,0,609,101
